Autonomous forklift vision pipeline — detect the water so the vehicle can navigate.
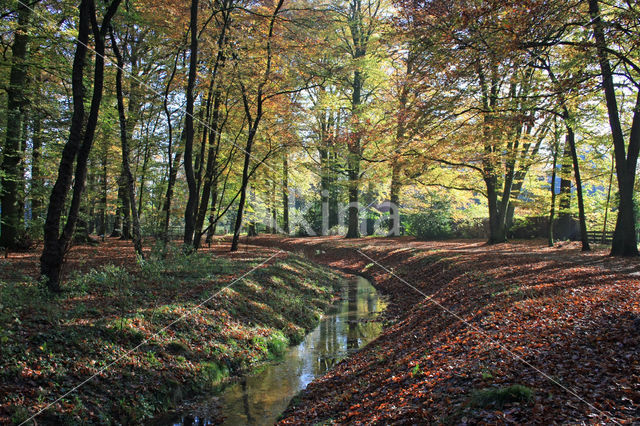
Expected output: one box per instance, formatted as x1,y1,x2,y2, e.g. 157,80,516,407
159,276,387,426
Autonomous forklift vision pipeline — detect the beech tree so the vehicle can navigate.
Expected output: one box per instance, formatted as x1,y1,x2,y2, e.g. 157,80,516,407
588,0,640,256
1,1,31,249
40,0,121,291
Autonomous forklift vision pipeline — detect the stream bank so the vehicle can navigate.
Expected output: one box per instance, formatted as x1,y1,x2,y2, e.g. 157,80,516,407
159,275,387,425
249,236,639,424
0,242,345,424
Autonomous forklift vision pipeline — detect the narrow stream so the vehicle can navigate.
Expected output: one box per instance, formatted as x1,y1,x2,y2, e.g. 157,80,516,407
160,276,387,426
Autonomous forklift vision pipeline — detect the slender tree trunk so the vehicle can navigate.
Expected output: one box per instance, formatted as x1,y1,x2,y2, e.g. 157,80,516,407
40,0,121,291
589,0,640,256
194,91,223,249
602,152,614,243
1,2,31,249
565,126,590,251
111,29,143,258
18,116,28,224
558,139,572,218
119,172,131,239
206,180,218,244
388,54,413,235
161,52,180,245
389,158,402,235
230,0,283,251
346,69,362,239
282,151,289,235
231,126,257,251
137,136,150,216
549,124,560,247
98,146,108,238
31,111,43,222
163,149,182,241
183,0,199,247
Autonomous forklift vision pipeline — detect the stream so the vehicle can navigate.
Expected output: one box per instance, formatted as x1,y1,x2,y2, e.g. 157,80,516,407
158,275,387,425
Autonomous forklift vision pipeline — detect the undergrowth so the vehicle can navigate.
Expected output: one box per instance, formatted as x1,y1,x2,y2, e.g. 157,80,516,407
0,244,343,424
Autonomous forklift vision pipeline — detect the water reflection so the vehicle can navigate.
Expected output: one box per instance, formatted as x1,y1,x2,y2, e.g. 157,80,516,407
160,276,386,426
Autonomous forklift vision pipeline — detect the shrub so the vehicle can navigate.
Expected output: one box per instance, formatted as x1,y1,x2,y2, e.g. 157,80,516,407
452,217,487,239
508,216,548,239
403,211,452,240
402,192,454,240
67,265,131,295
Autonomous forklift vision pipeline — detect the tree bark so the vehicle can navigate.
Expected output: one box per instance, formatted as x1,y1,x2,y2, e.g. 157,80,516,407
589,0,640,256
231,124,257,251
31,110,43,222
282,151,290,234
161,51,180,245
40,0,121,291
230,0,284,251
98,145,108,237
110,28,143,258
565,126,590,251
346,68,362,239
194,91,222,249
1,2,31,249
549,123,560,247
183,0,200,247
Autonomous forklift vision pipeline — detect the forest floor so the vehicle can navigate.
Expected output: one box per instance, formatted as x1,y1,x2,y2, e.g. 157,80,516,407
246,236,640,424
0,238,344,424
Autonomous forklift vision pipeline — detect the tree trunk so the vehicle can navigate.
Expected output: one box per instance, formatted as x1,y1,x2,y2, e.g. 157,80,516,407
549,125,560,247
40,0,121,291
565,125,590,251
558,140,572,218
31,110,43,222
485,174,506,244
194,90,223,249
389,158,402,235
119,172,131,239
137,135,150,216
161,52,180,245
282,151,290,235
231,126,257,251
230,0,283,250
589,0,640,256
111,28,143,258
602,152,614,242
1,2,31,249
183,0,199,247
206,180,218,244
346,69,362,239
162,149,182,242
98,146,108,237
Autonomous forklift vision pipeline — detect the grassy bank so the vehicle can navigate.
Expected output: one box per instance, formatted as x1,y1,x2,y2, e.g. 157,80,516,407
0,241,342,424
